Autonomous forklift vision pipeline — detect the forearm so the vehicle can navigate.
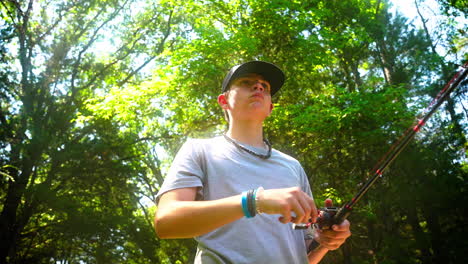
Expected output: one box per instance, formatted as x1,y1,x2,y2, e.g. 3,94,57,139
155,195,244,238
307,245,329,264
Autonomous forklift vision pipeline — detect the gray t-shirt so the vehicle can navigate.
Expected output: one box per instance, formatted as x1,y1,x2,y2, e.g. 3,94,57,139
156,136,313,264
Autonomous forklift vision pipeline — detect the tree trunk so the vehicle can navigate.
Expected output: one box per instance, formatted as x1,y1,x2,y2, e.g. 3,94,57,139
0,157,34,262
0,2,37,261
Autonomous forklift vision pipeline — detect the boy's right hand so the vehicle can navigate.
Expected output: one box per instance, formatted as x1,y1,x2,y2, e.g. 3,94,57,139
258,187,318,224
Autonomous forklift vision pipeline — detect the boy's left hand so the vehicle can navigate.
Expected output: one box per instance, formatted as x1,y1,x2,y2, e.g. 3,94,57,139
314,199,351,250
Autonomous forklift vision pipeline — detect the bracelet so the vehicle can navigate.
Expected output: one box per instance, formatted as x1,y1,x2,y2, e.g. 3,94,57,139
247,189,256,218
242,187,265,218
241,191,252,218
255,187,264,214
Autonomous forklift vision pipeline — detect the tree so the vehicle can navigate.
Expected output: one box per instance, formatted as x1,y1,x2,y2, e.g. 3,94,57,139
0,0,190,262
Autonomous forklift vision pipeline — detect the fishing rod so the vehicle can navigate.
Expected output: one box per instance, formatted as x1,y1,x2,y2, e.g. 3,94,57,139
296,62,468,252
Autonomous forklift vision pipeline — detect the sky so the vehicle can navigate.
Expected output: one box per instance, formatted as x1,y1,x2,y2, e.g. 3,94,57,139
390,0,441,30
390,0,467,62
391,0,424,20
390,0,467,30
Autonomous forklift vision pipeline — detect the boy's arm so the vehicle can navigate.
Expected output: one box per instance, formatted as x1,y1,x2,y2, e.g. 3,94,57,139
154,186,318,238
307,243,329,264
154,187,244,238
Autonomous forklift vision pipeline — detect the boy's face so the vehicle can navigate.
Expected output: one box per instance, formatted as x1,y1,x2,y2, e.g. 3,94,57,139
218,73,274,122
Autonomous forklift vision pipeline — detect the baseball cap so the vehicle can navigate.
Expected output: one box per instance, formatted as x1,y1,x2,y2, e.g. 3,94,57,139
221,61,285,96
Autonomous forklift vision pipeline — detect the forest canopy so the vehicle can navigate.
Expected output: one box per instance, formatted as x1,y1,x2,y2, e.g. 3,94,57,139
0,0,467,263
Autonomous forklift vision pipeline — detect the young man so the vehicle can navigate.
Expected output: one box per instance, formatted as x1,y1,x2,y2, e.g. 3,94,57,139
154,61,351,264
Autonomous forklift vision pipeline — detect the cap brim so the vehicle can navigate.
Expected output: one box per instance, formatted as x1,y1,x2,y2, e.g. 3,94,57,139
222,61,285,95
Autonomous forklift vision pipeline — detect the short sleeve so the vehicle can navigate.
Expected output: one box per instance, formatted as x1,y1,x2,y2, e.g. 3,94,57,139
155,139,205,204
299,165,313,199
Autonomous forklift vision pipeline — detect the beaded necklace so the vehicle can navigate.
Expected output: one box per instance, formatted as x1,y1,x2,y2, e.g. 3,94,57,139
223,134,272,159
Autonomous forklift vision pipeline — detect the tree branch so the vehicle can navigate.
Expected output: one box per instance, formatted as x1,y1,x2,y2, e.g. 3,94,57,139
1,1,19,27
414,0,438,55
71,0,132,94
34,2,77,46
137,199,158,239
118,10,174,86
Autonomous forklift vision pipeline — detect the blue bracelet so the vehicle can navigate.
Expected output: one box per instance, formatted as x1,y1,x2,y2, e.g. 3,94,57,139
241,191,252,218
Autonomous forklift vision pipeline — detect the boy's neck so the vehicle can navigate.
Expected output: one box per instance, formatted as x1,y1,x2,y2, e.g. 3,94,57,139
226,121,265,148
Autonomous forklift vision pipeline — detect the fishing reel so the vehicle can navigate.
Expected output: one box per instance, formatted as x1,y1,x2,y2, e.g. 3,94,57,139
293,207,340,230
314,207,340,230
294,206,347,252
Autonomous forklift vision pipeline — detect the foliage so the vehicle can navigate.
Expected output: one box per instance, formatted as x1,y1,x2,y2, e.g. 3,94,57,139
436,0,468,16
0,0,466,263
0,0,189,262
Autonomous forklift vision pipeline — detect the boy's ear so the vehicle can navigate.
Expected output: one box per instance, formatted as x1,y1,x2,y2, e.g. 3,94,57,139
218,94,229,109
266,103,274,117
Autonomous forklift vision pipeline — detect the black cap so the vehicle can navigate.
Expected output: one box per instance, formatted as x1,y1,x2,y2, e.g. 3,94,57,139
221,61,285,96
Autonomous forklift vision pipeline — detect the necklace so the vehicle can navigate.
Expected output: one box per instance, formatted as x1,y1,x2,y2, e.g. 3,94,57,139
223,134,272,159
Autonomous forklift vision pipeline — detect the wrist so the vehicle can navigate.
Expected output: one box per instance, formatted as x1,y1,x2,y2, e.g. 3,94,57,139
255,187,264,214
241,187,264,218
